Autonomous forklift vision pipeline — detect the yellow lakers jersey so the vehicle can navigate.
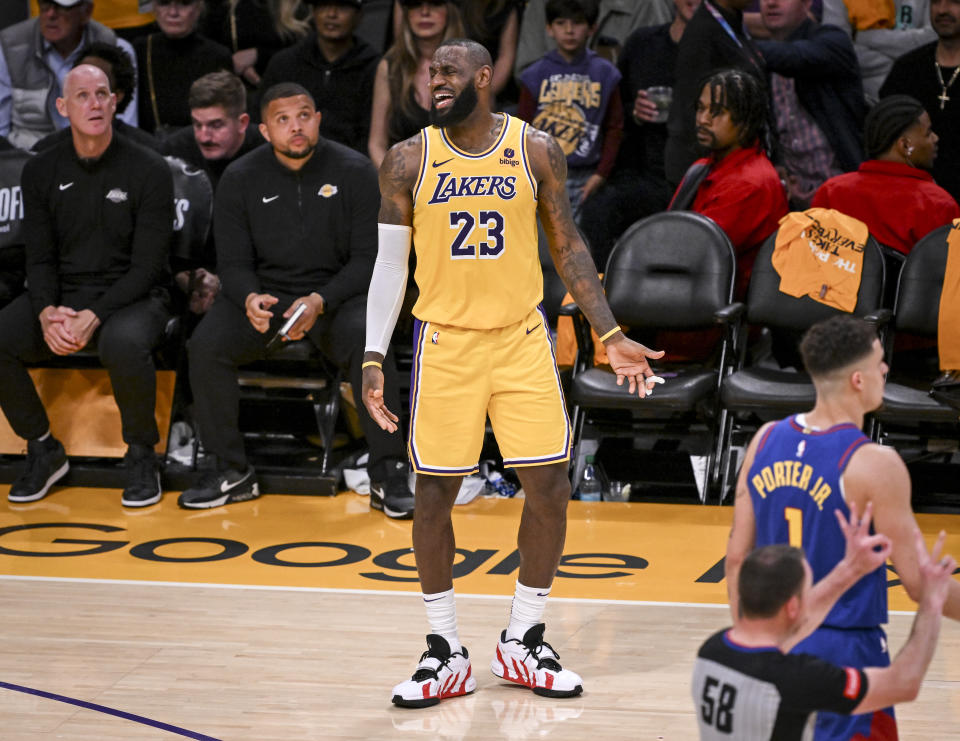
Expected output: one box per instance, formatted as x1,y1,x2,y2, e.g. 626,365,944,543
411,114,542,329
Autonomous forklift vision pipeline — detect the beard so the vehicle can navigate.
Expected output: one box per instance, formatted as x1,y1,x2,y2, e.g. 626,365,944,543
275,141,316,160
430,81,478,128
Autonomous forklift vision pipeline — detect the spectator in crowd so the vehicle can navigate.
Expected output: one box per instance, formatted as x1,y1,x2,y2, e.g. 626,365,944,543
0,0,138,150
260,0,379,153
579,0,700,267
133,0,232,136
0,64,174,508
368,0,462,167
669,68,787,299
698,534,955,740
32,41,159,152
393,0,520,103
665,0,766,186
823,0,936,103
880,0,960,206
514,0,674,76
163,71,262,313
812,95,959,257
202,0,309,88
517,0,623,220
755,0,865,209
181,83,414,518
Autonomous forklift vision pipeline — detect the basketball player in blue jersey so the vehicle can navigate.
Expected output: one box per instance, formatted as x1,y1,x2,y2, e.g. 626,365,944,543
726,315,960,740
361,38,666,708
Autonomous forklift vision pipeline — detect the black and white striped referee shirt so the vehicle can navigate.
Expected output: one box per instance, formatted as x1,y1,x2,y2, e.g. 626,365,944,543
692,629,869,740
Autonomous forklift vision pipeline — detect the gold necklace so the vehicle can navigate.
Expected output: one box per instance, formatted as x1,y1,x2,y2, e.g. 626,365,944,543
935,58,960,110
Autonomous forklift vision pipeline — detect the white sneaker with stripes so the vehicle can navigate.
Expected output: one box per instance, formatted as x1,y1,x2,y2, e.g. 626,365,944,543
392,634,476,708
491,623,583,697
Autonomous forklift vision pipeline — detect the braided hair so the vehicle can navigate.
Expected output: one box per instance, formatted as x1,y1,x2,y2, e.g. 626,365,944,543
863,95,925,159
697,68,771,154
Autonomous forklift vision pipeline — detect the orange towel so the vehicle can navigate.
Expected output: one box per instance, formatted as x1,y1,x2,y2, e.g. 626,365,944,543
842,0,896,30
772,209,868,313
938,219,960,370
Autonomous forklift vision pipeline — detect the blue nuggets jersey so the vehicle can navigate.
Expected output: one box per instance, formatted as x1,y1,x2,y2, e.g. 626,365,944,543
748,415,887,628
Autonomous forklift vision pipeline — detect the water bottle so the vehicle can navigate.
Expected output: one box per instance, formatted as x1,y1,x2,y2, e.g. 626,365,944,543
577,456,602,502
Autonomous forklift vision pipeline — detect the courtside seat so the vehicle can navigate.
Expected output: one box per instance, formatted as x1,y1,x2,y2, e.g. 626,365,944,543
567,211,741,501
236,338,342,489
716,231,887,499
875,225,959,430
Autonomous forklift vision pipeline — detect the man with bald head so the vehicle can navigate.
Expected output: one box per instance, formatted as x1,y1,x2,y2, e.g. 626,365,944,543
0,0,139,150
363,38,665,707
0,64,174,508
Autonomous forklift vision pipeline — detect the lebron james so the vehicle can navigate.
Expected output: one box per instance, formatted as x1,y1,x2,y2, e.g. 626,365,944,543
362,38,664,707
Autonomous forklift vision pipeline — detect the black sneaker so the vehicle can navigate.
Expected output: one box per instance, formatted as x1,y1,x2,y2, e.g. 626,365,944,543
370,460,415,519
121,445,162,508
8,437,69,503
178,466,259,509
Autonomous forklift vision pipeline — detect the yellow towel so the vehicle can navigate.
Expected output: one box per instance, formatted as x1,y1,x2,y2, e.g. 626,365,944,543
938,219,960,370
772,209,868,313
842,0,896,30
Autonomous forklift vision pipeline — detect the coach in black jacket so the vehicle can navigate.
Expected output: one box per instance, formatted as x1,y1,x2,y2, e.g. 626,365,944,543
181,82,414,518
0,65,173,509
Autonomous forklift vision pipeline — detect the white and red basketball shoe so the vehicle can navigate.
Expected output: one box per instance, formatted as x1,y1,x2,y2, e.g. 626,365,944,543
491,623,583,698
392,634,476,708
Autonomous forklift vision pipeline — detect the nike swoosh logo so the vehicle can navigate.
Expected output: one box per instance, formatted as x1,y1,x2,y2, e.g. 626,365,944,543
423,596,445,602
526,322,542,335
59,182,74,191
220,477,247,493
536,592,549,596
262,195,279,203
432,158,454,168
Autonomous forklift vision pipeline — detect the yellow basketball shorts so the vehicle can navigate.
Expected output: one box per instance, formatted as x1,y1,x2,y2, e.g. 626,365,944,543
408,305,571,476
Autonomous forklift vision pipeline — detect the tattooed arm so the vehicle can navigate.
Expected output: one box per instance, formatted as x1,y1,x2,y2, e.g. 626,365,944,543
362,135,422,431
527,127,665,397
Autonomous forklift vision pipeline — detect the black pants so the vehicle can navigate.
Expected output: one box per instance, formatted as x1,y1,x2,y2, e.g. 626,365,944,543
188,294,406,477
0,246,25,309
0,290,171,446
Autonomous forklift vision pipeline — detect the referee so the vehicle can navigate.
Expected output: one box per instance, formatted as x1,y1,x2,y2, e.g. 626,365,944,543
693,507,955,740
0,64,173,508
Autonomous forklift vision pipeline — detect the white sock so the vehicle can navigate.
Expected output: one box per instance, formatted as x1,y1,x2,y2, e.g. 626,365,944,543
423,588,460,652
506,581,549,641
37,430,51,442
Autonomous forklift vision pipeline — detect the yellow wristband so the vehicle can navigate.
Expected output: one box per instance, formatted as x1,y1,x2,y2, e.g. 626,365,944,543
598,326,621,343
362,361,382,370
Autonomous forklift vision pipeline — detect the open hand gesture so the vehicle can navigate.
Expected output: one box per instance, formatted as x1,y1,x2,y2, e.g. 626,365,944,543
605,336,665,398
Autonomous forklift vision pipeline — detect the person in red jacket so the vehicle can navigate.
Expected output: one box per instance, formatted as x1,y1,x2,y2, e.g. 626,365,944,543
812,95,960,256
670,68,788,300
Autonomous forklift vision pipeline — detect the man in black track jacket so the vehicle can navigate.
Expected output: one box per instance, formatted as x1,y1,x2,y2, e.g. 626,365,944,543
180,82,414,518
0,64,173,509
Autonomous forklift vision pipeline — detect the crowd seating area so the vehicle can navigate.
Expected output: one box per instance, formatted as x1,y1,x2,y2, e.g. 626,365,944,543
1,0,958,508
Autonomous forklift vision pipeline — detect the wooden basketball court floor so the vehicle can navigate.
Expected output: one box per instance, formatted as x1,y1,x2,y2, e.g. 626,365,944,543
1,486,959,740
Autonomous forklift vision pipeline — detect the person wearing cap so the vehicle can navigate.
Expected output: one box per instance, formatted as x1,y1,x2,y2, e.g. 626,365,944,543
811,94,960,257
0,0,139,150
259,0,379,153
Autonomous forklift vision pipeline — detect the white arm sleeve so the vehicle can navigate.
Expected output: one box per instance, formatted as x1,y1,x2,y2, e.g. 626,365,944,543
365,223,412,356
